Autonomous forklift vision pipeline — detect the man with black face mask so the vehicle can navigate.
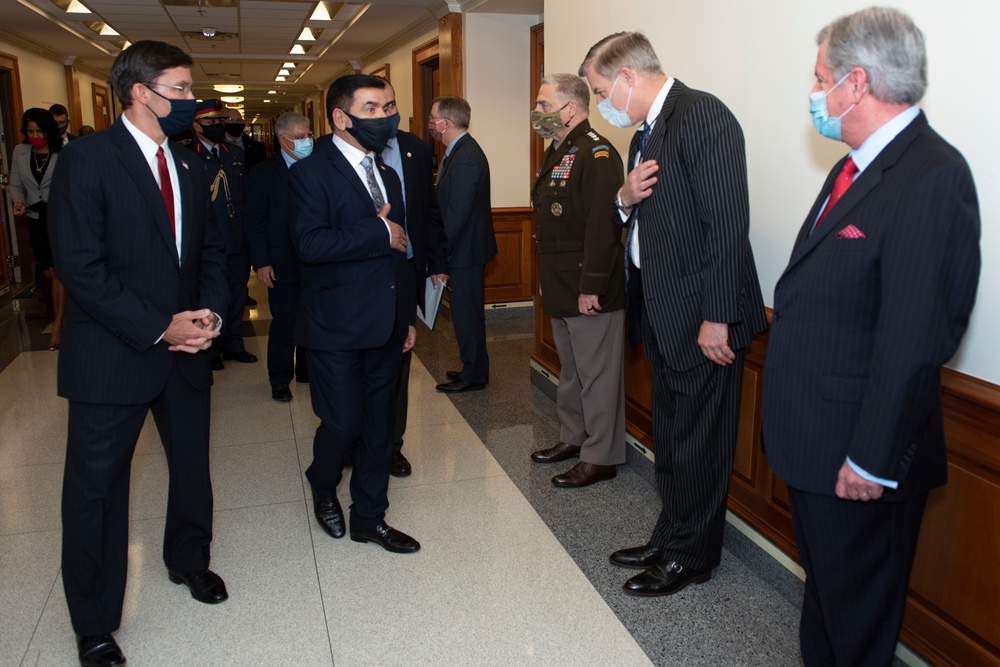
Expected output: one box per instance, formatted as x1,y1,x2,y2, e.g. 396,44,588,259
289,74,419,554
223,106,266,172
185,99,255,371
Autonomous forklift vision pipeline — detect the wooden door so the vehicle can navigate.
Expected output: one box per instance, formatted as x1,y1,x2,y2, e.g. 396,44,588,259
92,83,110,131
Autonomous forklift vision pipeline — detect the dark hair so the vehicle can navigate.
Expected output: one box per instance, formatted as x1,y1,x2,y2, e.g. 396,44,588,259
325,74,386,122
48,103,69,117
78,125,96,136
21,107,63,152
111,40,193,108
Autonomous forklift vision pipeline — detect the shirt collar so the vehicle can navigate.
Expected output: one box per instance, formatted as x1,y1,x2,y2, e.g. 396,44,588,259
643,77,675,130
121,111,168,159
849,106,920,173
280,148,297,168
332,133,374,165
445,130,467,158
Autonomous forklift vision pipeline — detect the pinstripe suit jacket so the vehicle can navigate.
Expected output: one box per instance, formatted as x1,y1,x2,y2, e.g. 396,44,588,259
49,120,228,404
762,112,981,498
630,80,766,369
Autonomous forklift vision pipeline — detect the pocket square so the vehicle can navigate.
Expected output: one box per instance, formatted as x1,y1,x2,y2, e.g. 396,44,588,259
835,224,865,239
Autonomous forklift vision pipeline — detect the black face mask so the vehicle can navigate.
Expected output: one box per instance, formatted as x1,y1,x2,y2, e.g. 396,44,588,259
199,122,227,144
225,122,245,137
345,113,393,153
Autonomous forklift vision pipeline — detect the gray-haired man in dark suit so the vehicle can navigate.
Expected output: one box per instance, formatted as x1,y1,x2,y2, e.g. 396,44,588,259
581,32,767,597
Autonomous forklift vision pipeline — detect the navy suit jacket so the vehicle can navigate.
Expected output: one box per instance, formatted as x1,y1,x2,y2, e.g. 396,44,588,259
245,152,300,283
627,80,767,365
289,137,415,350
391,130,448,307
48,120,228,404
435,132,497,269
762,112,981,498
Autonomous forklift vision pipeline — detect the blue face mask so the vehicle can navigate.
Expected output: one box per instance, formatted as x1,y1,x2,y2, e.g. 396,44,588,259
291,137,314,160
597,73,634,128
387,112,401,139
809,72,856,141
145,87,197,138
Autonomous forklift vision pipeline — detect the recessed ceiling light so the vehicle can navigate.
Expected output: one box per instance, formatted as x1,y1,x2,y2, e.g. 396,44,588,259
201,27,216,37
283,62,295,68
267,90,277,95
264,100,271,103
275,76,286,82
66,0,92,13
99,24,119,36
310,2,332,21
123,41,132,49
289,45,306,55
278,69,290,76
298,28,316,41
214,84,244,93
220,96,244,104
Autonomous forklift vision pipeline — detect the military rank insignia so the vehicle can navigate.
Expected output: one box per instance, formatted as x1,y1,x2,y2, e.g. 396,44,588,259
551,153,576,179
592,144,610,159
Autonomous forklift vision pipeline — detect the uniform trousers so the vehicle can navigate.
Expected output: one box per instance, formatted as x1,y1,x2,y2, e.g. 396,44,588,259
61,363,213,636
789,487,928,667
304,336,401,530
265,280,306,385
643,310,745,571
551,309,626,465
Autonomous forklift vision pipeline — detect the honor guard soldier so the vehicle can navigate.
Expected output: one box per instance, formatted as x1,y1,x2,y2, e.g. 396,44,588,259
529,73,628,488
184,98,256,369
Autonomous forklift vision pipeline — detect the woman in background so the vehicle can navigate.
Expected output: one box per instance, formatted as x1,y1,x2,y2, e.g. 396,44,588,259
10,107,65,350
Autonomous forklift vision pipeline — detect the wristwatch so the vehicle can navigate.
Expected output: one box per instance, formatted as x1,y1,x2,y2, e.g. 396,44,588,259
615,190,632,210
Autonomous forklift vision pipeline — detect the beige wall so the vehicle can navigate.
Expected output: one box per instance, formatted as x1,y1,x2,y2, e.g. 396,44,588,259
544,0,1000,383
364,27,437,135
75,69,110,130
0,40,66,117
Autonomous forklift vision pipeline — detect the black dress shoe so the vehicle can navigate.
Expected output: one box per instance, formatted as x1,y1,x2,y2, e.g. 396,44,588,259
167,569,229,604
390,449,412,477
552,462,616,488
531,441,581,463
622,561,711,597
445,369,462,380
222,350,258,363
609,543,666,569
350,521,420,553
436,379,486,393
77,634,126,667
245,295,258,308
211,356,224,371
271,383,292,401
312,491,345,538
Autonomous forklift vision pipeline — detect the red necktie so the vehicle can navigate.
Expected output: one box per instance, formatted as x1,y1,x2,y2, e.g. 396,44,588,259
816,157,858,227
156,147,175,239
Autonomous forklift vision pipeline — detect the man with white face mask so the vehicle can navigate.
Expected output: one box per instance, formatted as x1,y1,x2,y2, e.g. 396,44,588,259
580,32,766,597
246,111,313,401
763,8,980,665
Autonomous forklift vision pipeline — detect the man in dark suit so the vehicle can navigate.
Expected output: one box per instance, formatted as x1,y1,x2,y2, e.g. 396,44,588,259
378,80,449,476
762,9,981,665
184,99,256,370
581,32,767,596
529,73,627,489
224,106,268,172
290,74,420,554
428,96,497,393
49,103,77,144
246,111,312,402
48,40,230,667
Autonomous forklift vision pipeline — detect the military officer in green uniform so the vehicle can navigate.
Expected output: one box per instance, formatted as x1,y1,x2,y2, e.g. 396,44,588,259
529,73,627,488
183,98,256,370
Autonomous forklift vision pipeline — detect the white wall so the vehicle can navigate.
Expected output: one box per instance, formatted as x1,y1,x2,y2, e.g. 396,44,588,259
76,69,110,130
465,12,540,207
544,0,999,383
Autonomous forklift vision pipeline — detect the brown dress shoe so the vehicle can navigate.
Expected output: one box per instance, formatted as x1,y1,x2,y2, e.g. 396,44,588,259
551,462,616,488
530,441,581,463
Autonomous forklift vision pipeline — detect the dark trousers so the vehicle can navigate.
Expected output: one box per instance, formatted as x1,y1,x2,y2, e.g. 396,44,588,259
448,264,488,384
643,311,745,571
392,348,412,448
265,280,306,385
304,337,402,530
789,488,928,667
213,251,248,357
61,364,213,636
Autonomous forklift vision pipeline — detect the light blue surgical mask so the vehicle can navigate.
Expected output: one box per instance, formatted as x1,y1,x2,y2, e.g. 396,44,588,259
597,73,634,128
809,72,857,141
291,137,314,160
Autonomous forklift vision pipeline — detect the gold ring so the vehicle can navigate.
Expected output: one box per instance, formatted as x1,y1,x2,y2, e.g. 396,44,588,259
860,491,869,498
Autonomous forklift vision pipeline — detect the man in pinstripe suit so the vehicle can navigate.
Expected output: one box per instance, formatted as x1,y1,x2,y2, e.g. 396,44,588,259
581,33,767,597
762,9,980,665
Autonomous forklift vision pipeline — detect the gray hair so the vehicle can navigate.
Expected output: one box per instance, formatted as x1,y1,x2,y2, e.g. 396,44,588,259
578,32,663,80
431,96,471,130
275,111,309,135
541,73,590,108
818,7,927,105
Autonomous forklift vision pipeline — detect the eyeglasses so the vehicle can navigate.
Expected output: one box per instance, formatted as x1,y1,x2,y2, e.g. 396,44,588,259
145,81,194,96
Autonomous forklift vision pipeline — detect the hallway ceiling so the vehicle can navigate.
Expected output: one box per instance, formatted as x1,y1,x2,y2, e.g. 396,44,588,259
2,0,542,121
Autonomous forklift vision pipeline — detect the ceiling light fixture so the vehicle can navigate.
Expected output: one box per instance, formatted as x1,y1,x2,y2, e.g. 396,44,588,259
66,0,92,13
267,90,277,95
99,24,119,36
202,27,216,37
310,2,332,21
213,84,244,93
298,28,316,41
283,62,295,68
289,45,305,55
275,76,286,82
278,69,290,76
220,96,244,104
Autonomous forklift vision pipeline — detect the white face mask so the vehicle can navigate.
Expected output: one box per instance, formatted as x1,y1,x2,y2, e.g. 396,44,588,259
597,73,634,128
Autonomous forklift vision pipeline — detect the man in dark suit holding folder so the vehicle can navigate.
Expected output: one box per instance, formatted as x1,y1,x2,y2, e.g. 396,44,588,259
50,40,229,667
762,8,980,665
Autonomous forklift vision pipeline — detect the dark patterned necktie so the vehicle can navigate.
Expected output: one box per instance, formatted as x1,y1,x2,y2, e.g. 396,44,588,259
362,156,385,210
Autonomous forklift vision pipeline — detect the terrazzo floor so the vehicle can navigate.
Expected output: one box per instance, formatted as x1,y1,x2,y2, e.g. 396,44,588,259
0,277,907,666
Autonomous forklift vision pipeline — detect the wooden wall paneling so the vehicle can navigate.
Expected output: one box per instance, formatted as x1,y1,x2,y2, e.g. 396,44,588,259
64,62,82,132
438,13,463,97
485,207,533,303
